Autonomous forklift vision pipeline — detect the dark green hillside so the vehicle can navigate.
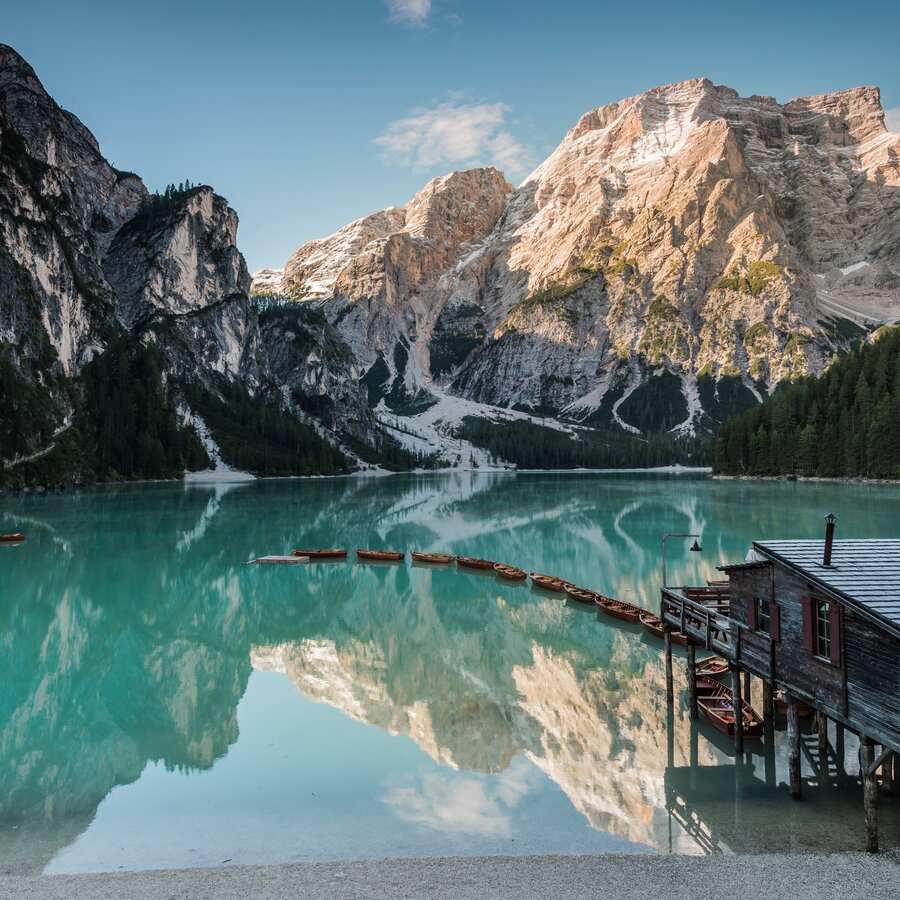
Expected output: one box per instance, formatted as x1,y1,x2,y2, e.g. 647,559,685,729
456,416,706,469
713,326,900,478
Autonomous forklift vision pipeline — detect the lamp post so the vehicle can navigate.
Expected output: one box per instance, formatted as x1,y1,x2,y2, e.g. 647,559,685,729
661,532,702,589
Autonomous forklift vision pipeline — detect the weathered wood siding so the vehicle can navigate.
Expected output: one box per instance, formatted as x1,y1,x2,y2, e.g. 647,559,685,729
727,562,900,752
843,607,900,752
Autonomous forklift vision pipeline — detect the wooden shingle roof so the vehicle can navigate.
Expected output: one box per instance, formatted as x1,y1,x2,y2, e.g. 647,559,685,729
754,539,900,633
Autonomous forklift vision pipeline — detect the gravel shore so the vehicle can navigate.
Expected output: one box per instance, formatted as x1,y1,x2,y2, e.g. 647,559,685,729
3,853,899,900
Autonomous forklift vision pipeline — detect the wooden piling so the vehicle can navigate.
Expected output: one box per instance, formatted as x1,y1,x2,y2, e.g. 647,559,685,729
762,680,774,722
664,627,673,704
788,697,802,798
862,737,878,853
882,750,893,795
686,642,698,720
743,670,751,700
818,712,828,752
731,666,744,754
836,722,846,776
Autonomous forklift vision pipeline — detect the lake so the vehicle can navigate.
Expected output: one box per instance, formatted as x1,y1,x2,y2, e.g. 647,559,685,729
2,472,900,873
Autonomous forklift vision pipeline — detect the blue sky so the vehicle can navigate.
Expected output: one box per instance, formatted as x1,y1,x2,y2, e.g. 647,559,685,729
4,0,899,272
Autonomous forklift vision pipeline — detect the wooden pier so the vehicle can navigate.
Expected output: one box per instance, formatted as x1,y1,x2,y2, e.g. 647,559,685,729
661,522,900,852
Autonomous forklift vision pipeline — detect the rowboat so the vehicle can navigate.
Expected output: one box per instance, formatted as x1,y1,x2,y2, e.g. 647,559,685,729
564,584,599,604
292,549,348,559
0,533,26,543
529,573,568,593
773,689,813,718
247,555,310,565
639,611,688,645
596,596,643,624
698,684,763,740
356,549,404,562
411,552,455,564
696,656,729,678
494,563,527,581
456,556,497,571
695,674,725,695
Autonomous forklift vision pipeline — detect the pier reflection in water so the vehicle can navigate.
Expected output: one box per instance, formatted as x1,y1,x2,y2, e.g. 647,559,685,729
1,473,899,872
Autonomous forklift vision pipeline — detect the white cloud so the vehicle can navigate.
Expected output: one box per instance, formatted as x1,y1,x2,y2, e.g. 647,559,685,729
386,0,432,26
379,761,538,837
373,101,533,178
885,107,900,133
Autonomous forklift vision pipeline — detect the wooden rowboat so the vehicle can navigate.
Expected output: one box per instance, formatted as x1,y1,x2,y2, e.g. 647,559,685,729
529,573,568,593
0,533,26,543
247,555,310,565
411,552,455,564
292,549,348,559
596,597,643,624
356,549,404,562
639,611,688,646
456,556,497,571
564,584,598,604
494,563,527,581
696,656,729,678
695,674,725,695
698,684,763,740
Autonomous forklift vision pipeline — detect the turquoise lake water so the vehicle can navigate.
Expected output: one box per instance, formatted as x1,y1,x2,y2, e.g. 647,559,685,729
2,472,900,873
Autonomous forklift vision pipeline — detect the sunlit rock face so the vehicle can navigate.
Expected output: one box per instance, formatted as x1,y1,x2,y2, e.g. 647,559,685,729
513,643,715,852
261,79,900,429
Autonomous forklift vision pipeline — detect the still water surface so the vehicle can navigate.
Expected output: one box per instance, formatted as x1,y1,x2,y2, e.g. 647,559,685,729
2,473,900,873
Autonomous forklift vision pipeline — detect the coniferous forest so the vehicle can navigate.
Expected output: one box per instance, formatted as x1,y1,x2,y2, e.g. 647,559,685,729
712,326,900,478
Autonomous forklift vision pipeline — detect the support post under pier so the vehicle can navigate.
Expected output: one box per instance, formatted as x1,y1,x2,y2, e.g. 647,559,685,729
664,627,673,704
686,642,697,720
788,698,802,799
731,666,744,754
862,737,879,853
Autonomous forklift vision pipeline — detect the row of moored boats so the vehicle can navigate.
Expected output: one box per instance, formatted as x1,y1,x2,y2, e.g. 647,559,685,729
287,548,693,642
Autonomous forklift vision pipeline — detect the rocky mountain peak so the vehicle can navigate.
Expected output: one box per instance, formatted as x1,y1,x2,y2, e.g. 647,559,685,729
786,85,886,143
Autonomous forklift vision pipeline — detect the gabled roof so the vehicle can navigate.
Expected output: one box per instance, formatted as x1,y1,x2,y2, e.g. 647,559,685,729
753,539,900,635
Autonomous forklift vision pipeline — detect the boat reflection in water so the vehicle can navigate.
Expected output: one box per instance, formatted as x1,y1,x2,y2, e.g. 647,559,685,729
2,473,900,872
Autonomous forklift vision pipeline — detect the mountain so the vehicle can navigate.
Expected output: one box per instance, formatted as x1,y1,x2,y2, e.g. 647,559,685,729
713,324,900,477
4,45,899,485
0,44,388,488
256,78,900,447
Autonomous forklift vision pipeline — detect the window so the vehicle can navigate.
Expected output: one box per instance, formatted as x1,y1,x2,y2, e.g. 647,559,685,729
757,597,771,633
815,599,831,659
802,594,841,666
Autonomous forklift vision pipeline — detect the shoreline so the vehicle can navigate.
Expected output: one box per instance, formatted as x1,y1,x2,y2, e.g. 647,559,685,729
1,465,714,496
712,473,900,485
3,852,898,900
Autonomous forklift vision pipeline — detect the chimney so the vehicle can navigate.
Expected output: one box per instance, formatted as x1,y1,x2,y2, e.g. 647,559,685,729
823,513,837,567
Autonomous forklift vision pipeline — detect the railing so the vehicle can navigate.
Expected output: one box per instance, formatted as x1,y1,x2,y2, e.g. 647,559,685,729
660,588,733,653
660,587,776,681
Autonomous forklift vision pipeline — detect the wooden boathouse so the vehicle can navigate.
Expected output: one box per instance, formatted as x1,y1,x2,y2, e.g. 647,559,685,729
660,516,900,851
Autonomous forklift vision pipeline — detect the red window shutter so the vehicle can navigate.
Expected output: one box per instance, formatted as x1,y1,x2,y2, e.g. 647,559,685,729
746,597,758,630
801,596,814,653
829,603,843,667
769,604,781,641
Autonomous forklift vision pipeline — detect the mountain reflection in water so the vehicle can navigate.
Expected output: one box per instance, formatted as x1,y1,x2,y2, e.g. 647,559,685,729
2,473,899,872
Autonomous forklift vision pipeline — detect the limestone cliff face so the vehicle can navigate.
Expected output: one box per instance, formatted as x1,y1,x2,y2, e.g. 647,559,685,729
275,168,514,405
104,187,262,385
259,78,900,433
0,44,377,479
259,304,377,444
